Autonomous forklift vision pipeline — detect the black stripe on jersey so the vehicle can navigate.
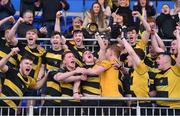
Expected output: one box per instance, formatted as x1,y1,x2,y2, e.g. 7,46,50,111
29,70,35,78
82,90,99,95
2,85,20,97
155,77,168,86
0,100,9,106
61,88,73,96
130,91,137,97
81,81,100,89
45,87,61,96
118,85,124,96
156,91,168,97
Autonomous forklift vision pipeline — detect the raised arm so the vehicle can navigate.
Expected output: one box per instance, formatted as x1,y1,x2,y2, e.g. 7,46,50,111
95,33,107,60
0,47,19,73
122,38,141,68
175,29,180,66
8,17,24,43
0,16,15,26
54,11,63,32
154,33,166,51
151,30,165,53
132,11,151,44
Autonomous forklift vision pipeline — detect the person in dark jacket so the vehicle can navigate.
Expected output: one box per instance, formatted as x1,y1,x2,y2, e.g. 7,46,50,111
111,0,134,27
0,0,15,37
156,4,179,39
17,10,47,38
38,0,70,37
133,0,156,32
20,0,39,17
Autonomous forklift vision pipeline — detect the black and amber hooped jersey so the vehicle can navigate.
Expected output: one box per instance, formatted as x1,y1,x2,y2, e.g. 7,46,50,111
43,70,62,104
0,68,36,109
42,49,65,71
127,61,150,98
81,64,100,95
154,65,180,108
66,41,85,67
16,42,46,81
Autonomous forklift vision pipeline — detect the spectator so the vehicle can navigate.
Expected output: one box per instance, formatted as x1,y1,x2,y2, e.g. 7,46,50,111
111,0,134,27
133,0,156,32
16,10,47,38
110,13,127,39
83,2,109,34
20,0,39,17
156,4,179,39
38,0,70,37
97,0,111,17
0,0,16,37
63,16,91,38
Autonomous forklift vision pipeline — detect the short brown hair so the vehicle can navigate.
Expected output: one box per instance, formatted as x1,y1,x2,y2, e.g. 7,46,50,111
27,28,38,34
147,17,155,23
107,44,123,57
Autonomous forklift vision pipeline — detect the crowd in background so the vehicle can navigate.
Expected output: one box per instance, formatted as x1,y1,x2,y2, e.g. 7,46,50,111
0,0,180,115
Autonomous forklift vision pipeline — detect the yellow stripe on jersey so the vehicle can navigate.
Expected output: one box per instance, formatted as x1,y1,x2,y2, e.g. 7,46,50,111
4,79,23,96
75,58,84,67
46,53,62,60
83,86,100,95
17,73,30,87
61,83,73,89
47,81,61,92
0,51,17,66
46,64,59,71
0,93,17,109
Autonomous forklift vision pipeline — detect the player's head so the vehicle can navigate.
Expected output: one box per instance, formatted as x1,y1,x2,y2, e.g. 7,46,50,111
73,30,84,47
26,28,38,46
127,26,138,45
105,44,123,60
82,49,95,64
170,39,178,55
62,51,76,69
156,52,172,70
20,54,34,76
50,31,63,49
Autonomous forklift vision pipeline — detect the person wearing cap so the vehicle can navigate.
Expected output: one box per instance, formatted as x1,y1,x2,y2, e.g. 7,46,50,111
152,29,180,115
121,37,153,115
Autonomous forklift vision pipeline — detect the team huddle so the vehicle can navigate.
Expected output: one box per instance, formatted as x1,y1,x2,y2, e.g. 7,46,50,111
0,8,180,115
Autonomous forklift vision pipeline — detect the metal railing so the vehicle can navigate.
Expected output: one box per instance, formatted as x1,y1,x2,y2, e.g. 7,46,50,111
0,97,180,116
16,38,172,52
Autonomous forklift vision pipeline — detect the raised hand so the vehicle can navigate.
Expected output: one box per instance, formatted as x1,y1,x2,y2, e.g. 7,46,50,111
132,11,141,17
10,47,20,56
56,11,63,18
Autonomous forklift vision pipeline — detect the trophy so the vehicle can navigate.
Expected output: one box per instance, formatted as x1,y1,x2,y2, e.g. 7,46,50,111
86,23,98,34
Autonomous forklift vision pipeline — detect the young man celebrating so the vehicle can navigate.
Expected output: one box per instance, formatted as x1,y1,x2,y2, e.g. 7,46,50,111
0,48,47,115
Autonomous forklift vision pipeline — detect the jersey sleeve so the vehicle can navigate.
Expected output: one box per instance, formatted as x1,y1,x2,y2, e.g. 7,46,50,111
97,60,112,70
28,77,37,88
171,65,180,77
136,39,146,50
135,61,149,75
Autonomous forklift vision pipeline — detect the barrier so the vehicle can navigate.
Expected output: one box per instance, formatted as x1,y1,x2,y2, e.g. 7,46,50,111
0,97,180,116
16,38,172,52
